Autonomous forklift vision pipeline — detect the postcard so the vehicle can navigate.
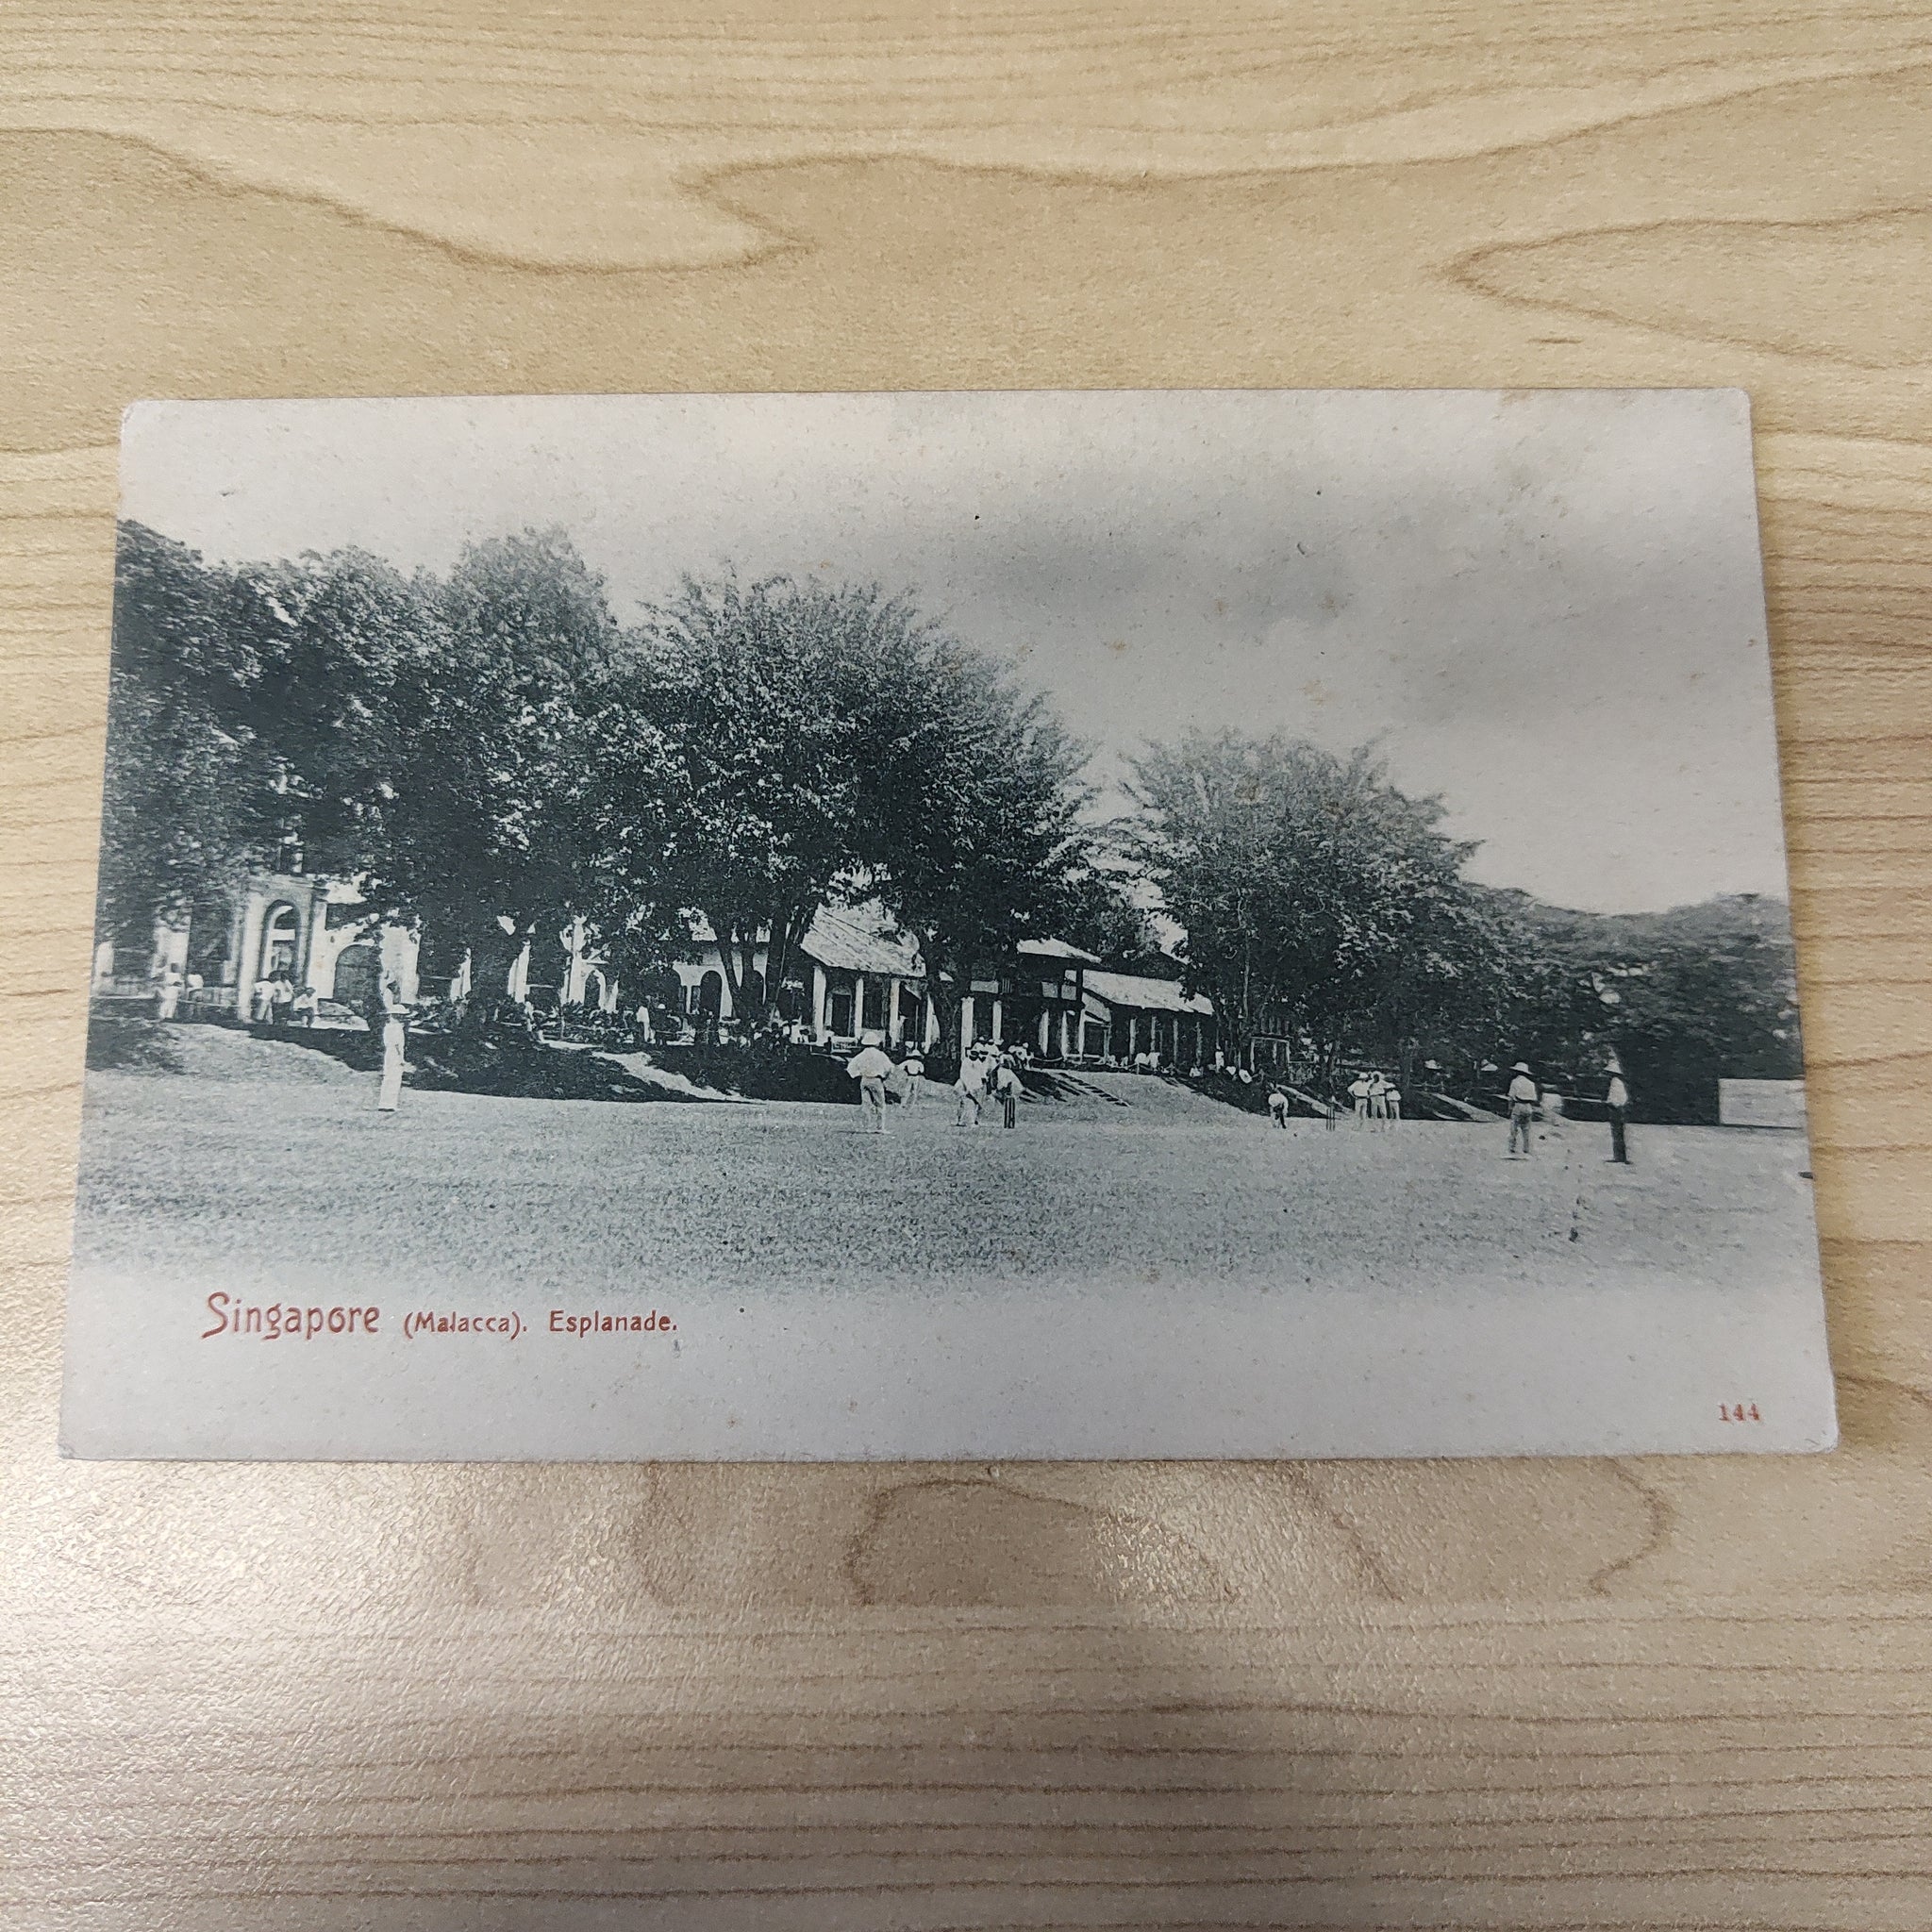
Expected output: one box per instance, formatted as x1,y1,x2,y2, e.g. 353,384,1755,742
61,390,1836,1458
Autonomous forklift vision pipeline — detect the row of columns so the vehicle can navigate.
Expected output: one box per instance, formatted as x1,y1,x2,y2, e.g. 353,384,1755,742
958,993,1083,1058
812,967,939,1047
1111,1010,1212,1065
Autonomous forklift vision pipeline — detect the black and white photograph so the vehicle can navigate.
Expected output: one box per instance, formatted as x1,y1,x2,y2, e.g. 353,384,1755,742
62,389,1835,1458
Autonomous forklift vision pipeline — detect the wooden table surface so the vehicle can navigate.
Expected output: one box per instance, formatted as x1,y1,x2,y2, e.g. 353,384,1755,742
5,5,1931,1925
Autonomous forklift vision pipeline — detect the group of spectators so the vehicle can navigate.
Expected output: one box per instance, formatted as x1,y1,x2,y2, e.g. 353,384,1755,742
247,969,321,1027
1345,1069,1403,1125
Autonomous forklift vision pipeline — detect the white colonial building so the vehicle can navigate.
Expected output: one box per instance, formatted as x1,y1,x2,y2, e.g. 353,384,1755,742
92,870,423,1017
1081,968,1216,1068
94,873,1220,1064
671,906,934,1047
91,870,623,1020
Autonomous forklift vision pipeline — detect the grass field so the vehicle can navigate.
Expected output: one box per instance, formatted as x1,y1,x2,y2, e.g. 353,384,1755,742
73,1041,1820,1307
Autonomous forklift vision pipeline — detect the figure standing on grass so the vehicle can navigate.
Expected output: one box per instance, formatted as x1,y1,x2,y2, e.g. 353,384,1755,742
1384,1078,1402,1124
953,1049,985,1126
1267,1084,1291,1128
151,962,183,1022
1606,1060,1631,1165
375,978,408,1114
844,1041,894,1135
1506,1061,1538,1158
993,1053,1024,1129
898,1044,925,1108
1348,1071,1373,1124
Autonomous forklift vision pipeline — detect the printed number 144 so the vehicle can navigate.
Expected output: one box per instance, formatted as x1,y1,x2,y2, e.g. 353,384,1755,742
1719,1402,1762,1424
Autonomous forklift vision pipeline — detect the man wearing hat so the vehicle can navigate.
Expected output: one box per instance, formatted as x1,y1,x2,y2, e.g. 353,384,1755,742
1506,1061,1538,1158
1347,1070,1373,1124
893,1043,925,1108
954,1046,990,1127
1605,1057,1631,1165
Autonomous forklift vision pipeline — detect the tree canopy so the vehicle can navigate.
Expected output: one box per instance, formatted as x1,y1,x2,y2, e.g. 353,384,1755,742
1124,729,1798,1116
98,522,1800,1117
622,574,886,1026
1125,732,1484,1073
849,628,1091,1051
98,523,283,945
1493,892,1802,1120
98,530,1093,1046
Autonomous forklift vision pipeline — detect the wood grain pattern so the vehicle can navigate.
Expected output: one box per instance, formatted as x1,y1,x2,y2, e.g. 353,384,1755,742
4,5,1931,1924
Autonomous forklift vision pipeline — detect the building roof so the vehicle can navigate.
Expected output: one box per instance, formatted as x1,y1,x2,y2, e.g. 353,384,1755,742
1083,968,1213,1016
1017,936,1103,965
688,908,1102,984
801,906,924,979
687,903,924,979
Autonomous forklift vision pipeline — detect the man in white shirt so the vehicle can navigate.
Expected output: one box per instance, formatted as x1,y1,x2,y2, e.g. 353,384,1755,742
954,1048,988,1127
1347,1072,1373,1124
845,1041,894,1134
375,978,408,1113
1506,1061,1538,1157
1606,1063,1631,1164
895,1047,925,1108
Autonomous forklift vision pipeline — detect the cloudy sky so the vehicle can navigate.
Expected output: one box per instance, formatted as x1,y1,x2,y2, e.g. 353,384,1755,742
121,389,1790,914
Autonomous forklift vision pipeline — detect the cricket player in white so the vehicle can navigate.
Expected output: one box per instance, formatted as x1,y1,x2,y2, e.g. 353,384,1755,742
845,1042,894,1134
1506,1061,1538,1157
896,1046,925,1108
954,1049,989,1126
375,980,408,1113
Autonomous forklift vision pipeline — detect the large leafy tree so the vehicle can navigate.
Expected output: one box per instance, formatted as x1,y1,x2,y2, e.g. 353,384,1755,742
231,545,441,887
851,630,1091,1055
1497,893,1802,1120
95,523,285,950
627,575,878,1025
1354,877,1517,1087
99,522,635,1015
621,573,1092,1045
1053,860,1169,974
1126,731,1487,1074
377,529,626,1006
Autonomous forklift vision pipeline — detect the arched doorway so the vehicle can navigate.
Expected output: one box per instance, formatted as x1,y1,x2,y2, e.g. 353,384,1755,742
259,902,300,979
826,974,857,1037
694,969,724,1042
332,943,381,1012
582,968,608,1011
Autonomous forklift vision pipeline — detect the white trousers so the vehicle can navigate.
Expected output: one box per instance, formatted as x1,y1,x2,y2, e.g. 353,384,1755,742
377,1021,406,1111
